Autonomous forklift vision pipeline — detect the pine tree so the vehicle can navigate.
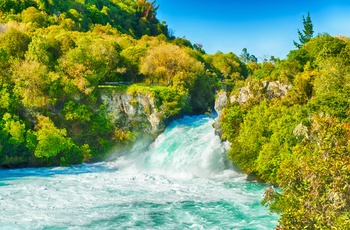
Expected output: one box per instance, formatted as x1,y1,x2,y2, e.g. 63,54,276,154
294,12,314,49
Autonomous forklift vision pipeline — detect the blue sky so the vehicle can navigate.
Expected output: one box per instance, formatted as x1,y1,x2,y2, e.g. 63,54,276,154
156,0,350,60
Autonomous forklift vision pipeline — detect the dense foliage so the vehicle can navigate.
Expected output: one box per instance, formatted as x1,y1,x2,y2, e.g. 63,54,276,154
0,0,168,37
1,2,349,228
0,0,248,167
221,27,350,229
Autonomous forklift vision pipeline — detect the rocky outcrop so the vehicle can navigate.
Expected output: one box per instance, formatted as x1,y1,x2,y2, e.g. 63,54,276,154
230,81,292,104
100,89,165,138
213,91,228,138
213,81,291,138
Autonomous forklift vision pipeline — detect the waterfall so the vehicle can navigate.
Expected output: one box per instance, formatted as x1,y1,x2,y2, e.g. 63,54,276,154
109,115,233,179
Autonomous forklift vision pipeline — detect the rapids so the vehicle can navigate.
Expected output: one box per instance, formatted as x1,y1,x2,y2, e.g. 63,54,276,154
0,115,278,229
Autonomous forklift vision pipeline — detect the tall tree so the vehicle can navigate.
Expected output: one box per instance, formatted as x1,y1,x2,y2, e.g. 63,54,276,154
136,0,159,21
294,12,314,49
239,48,257,63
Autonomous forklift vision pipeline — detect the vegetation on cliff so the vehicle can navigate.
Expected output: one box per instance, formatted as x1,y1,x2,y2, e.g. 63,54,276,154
220,14,350,228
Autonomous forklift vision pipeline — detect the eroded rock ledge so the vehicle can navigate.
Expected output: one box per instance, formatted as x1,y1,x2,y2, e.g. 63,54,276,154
101,89,165,139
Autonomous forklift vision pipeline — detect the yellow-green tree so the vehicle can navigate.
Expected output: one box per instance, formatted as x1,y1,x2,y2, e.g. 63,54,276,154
0,27,31,59
12,61,53,107
21,6,49,28
34,115,82,165
140,43,204,90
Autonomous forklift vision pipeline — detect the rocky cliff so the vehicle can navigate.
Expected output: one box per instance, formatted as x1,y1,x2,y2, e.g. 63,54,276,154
100,89,166,139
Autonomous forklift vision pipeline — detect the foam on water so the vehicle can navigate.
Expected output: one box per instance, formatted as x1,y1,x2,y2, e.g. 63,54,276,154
109,115,231,178
0,115,278,229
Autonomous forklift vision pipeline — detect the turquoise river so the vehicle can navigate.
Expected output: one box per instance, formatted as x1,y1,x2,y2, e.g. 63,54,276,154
0,115,278,229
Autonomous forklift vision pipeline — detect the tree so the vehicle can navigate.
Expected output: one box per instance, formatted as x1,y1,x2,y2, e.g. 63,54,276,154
12,61,52,107
21,6,49,28
206,51,247,81
0,27,31,59
59,34,122,94
140,43,204,88
136,0,159,22
25,36,53,65
120,45,147,81
0,113,28,167
312,56,350,120
294,12,314,49
284,62,318,104
239,48,257,63
34,115,77,161
2,113,26,147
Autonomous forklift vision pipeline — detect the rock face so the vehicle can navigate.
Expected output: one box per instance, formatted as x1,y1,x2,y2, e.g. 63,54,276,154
100,89,165,138
213,91,228,138
230,81,292,104
213,81,291,138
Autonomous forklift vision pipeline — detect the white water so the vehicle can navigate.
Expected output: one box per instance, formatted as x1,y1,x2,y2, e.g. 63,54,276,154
0,115,278,229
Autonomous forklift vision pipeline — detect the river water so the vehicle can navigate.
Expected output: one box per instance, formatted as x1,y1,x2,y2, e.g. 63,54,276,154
0,115,278,229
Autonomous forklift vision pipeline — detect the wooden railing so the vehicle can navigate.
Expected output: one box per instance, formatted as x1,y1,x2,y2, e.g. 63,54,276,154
99,81,132,86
